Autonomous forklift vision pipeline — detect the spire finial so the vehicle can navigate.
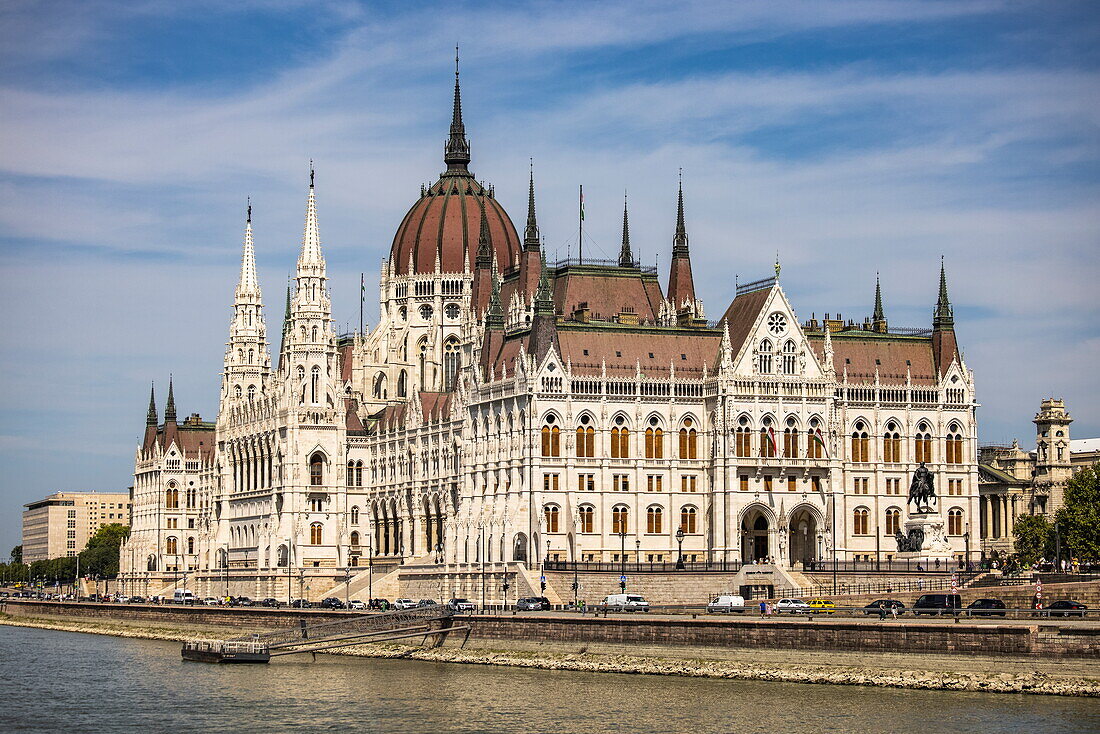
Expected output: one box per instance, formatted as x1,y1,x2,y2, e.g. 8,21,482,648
309,159,314,188
165,374,177,423
524,159,540,251
298,164,324,268
774,251,781,279
934,255,954,329
247,196,251,223
673,172,688,256
872,272,885,324
619,192,633,267
444,46,471,172
146,382,158,426
237,199,260,296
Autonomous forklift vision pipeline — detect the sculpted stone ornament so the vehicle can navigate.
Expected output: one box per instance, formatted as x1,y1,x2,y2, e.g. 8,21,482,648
895,527,924,553
908,462,937,513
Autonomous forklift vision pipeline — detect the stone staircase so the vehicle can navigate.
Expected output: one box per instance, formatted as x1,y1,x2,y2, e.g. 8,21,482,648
316,564,402,602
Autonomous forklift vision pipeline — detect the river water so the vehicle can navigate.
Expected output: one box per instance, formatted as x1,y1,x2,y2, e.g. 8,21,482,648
0,626,1096,733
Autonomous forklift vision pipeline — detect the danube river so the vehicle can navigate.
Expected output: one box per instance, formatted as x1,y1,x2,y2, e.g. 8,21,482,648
1,626,1096,733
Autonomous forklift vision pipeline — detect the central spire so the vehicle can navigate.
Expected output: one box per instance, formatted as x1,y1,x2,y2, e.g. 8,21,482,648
619,194,633,267
524,160,540,251
672,173,689,256
298,162,324,271
237,199,260,297
443,45,471,173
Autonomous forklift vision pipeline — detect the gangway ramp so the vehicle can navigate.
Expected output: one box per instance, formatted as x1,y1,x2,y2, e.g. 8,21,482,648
181,604,467,663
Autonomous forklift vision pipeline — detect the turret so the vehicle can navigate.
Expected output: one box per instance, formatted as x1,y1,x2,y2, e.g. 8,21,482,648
667,177,699,321
619,195,633,267
871,274,887,333
443,47,471,174
931,257,958,377
517,163,542,298
222,201,271,405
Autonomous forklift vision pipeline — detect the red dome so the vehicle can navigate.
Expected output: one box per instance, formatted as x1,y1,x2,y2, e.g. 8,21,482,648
390,174,520,276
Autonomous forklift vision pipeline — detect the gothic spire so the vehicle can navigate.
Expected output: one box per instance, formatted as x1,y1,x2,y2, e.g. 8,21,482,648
672,172,688,257
165,375,176,423
146,382,158,426
485,261,504,329
523,160,540,251
535,250,554,315
443,46,471,173
298,162,324,271
619,194,633,267
934,256,954,329
477,202,493,266
237,199,260,297
872,273,884,323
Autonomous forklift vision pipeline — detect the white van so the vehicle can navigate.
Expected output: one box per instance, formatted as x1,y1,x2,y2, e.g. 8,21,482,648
173,589,197,605
603,593,650,612
706,594,746,613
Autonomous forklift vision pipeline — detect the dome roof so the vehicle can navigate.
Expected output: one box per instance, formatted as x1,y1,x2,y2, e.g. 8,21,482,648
390,174,520,276
388,59,521,276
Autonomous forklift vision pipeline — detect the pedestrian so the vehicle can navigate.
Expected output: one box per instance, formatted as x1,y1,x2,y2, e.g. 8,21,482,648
917,578,924,591
890,605,898,620
934,558,941,570
759,600,766,617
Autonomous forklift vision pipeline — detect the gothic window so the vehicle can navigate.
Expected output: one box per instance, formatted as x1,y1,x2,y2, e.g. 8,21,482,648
579,505,595,533
611,415,630,458
612,505,629,535
884,423,902,463
851,421,870,463
783,417,799,458
646,506,663,534
419,304,433,321
915,424,932,464
165,486,179,509
445,303,460,320
418,338,429,391
680,506,697,534
443,337,460,390
373,372,387,399
947,508,964,535
767,312,788,335
248,385,256,402
543,504,560,533
248,349,254,364
355,460,363,486
311,365,320,404
310,453,324,486
645,418,664,459
187,537,195,554
758,339,773,374
541,414,561,457
946,426,964,465
885,508,901,536
781,340,797,375
759,418,776,458
397,370,407,398
350,531,360,546
347,461,355,487
806,417,824,459
679,417,698,459
235,385,242,399
852,508,870,535
166,536,178,555
735,416,752,458
576,415,595,458
311,326,319,342
351,506,360,525
310,522,323,545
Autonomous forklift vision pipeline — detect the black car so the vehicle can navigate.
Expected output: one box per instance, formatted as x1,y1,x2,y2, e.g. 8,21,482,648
1044,600,1088,617
863,599,906,615
913,593,963,615
368,599,390,611
130,596,145,604
416,599,438,608
319,597,346,609
260,598,280,608
235,596,254,607
966,598,1006,617
290,599,312,608
516,596,552,611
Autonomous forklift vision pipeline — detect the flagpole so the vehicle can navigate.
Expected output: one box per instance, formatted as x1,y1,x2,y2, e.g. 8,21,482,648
359,273,364,334
578,184,583,264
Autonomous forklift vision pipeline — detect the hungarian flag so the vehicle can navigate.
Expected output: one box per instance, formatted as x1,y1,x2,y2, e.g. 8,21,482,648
579,185,585,221
767,426,779,456
813,428,830,458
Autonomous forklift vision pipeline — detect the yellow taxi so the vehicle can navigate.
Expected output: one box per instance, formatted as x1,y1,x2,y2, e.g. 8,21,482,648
807,598,836,614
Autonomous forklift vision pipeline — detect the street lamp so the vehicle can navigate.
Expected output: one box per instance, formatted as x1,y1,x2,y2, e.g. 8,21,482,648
502,573,511,610
618,529,627,593
542,539,550,593
963,523,971,572
223,545,230,601
435,542,444,565
367,540,374,606
675,528,686,570
343,566,351,609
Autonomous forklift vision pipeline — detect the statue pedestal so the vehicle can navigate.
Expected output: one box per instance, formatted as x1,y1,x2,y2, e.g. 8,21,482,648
896,511,953,564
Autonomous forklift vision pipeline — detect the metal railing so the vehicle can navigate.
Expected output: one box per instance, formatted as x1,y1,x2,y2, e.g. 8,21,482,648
232,603,453,649
544,560,744,574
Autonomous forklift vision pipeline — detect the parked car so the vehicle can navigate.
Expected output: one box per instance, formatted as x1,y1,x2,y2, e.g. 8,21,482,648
707,594,747,613
202,597,220,606
966,598,1007,617
416,599,438,608
913,593,963,615
115,595,131,604
393,598,418,610
260,598,280,608
129,596,145,604
448,598,476,612
348,599,366,611
807,598,836,614
603,594,650,612
235,596,254,607
368,598,391,611
319,597,346,609
1043,600,1088,617
516,596,552,611
775,598,811,614
290,599,312,608
863,599,906,615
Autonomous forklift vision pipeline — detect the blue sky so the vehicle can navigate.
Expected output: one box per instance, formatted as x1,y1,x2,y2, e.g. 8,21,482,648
1,0,1098,555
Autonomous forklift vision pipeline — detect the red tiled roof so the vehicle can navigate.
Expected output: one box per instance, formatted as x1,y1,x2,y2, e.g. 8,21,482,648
556,327,721,377
717,287,772,358
806,332,939,386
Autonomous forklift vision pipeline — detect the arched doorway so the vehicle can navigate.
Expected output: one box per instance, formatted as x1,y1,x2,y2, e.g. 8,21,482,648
512,532,528,563
788,508,819,568
741,509,771,562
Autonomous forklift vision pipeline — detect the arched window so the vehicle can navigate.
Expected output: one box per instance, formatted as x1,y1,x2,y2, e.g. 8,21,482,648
885,508,901,536
680,506,697,534
645,418,664,459
355,460,363,486
576,415,595,458
915,424,932,464
758,339,773,374
397,370,407,398
541,414,561,457
418,338,429,390
579,505,595,533
166,536,178,555
946,427,964,465
783,417,799,458
310,453,324,486
543,504,560,533
350,531,360,546
679,418,698,459
310,365,320,404
611,416,630,458
443,337,460,391
350,506,360,525
646,506,663,534
311,325,318,342
612,505,629,535
235,385,242,399
248,349,254,364
759,419,777,458
310,522,323,545
884,423,901,463
373,372,387,399
781,340,797,375
807,417,824,459
852,508,869,535
948,508,964,535
735,416,752,457
347,461,355,487
248,384,256,402
165,486,179,509
851,421,869,463
187,537,195,554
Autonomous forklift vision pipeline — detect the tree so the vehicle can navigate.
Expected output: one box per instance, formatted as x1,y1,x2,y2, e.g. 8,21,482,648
1056,464,1100,562
79,523,130,578
11,545,22,564
1013,515,1053,566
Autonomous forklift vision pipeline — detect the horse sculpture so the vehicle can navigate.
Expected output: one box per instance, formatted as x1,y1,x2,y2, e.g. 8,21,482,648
908,462,936,513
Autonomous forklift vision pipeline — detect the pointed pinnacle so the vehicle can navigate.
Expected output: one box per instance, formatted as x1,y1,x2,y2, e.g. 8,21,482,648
477,202,493,262
146,382,158,426
238,203,260,296
873,273,885,322
298,169,323,268
524,160,540,251
444,46,471,170
673,175,688,255
934,256,954,328
165,375,177,422
619,194,633,267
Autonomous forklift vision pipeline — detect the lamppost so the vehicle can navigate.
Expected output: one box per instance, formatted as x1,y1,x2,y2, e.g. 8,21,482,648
367,540,374,605
542,539,550,594
963,523,971,571
618,529,627,593
435,542,444,565
223,545,230,601
635,538,640,566
343,566,351,609
676,528,686,570
285,539,292,606
478,523,485,610
502,573,511,610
